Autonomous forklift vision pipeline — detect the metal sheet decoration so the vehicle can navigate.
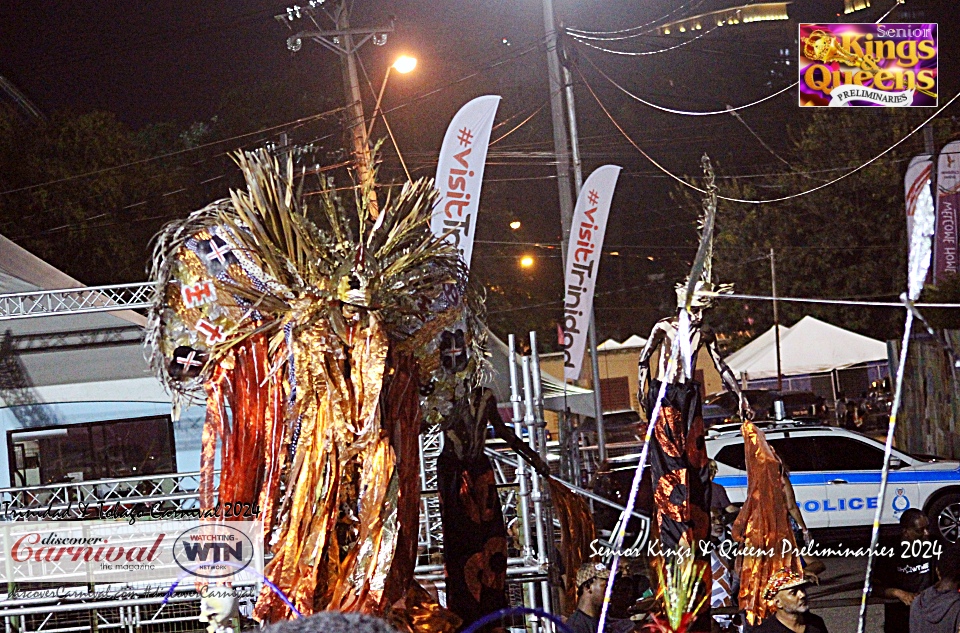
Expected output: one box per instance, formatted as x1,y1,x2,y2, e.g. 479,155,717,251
146,150,476,630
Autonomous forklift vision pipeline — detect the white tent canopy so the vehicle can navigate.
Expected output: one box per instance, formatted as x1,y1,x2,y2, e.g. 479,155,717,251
0,233,164,404
597,334,647,351
486,334,596,418
725,316,887,380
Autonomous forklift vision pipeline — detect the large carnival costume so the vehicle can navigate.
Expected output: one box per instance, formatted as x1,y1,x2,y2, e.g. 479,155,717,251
635,156,742,632
147,150,478,630
731,422,802,626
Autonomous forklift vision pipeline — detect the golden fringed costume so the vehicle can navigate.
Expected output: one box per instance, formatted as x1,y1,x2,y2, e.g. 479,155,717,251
730,421,802,625
146,149,477,630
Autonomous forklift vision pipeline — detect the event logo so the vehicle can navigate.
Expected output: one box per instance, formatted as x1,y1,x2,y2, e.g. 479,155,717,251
173,524,255,579
799,23,937,107
0,520,263,584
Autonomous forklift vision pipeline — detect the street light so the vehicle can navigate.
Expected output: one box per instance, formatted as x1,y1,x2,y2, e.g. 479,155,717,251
366,54,417,180
509,221,521,230
366,55,417,140
392,55,417,74
520,255,534,269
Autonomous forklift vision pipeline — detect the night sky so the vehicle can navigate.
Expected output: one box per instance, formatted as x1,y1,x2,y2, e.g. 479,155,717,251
0,0,955,341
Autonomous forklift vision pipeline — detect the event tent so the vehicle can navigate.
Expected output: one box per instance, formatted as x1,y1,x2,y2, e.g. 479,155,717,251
725,316,888,381
0,234,203,487
486,334,596,418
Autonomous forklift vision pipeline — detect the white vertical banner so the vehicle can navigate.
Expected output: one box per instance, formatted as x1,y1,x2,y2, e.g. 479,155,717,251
935,140,960,282
431,95,501,269
904,154,932,248
561,165,621,383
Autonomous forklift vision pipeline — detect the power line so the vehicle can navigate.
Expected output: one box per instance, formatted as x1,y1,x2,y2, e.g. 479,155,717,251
580,50,797,116
718,293,960,309
0,107,345,197
576,62,960,205
569,25,720,56
566,0,709,38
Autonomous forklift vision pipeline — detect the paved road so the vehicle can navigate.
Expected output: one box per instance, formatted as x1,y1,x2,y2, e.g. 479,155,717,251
805,555,884,633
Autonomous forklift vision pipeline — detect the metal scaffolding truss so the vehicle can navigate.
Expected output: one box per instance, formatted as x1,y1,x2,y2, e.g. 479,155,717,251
0,282,153,321
0,278,655,631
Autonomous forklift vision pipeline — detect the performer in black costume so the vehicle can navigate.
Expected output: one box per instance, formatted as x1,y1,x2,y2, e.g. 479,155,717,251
437,387,550,633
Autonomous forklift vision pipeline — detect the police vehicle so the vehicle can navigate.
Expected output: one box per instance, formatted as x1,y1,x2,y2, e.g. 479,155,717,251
709,423,960,543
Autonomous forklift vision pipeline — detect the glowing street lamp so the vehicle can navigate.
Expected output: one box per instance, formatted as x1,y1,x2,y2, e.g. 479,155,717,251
509,221,522,230
520,255,534,269
367,54,417,180
367,55,417,139
392,55,417,74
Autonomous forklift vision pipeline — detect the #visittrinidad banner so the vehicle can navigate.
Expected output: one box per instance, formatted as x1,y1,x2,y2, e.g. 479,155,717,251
431,95,501,269
935,140,960,282
905,154,932,248
562,165,621,383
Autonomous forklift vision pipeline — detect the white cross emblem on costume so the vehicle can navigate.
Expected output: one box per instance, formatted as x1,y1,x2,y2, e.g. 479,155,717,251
205,239,233,266
176,350,203,370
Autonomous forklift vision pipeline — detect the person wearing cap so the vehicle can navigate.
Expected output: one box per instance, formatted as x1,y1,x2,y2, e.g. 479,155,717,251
565,562,636,633
754,568,829,633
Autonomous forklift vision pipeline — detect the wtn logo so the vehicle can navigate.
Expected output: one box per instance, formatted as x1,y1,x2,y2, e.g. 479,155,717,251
180,541,243,563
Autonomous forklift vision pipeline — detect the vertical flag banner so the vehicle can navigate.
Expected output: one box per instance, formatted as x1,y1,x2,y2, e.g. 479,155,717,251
905,154,932,247
432,95,501,269
562,165,621,383
935,140,960,282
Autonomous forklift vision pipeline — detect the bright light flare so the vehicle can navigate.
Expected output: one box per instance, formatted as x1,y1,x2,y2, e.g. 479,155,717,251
520,255,534,268
509,221,521,230
392,55,417,74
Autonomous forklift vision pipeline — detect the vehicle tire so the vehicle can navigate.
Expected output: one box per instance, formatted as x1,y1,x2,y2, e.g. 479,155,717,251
928,493,960,544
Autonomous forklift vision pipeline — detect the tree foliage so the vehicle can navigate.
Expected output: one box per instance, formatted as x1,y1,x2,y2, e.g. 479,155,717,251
680,109,960,351
0,108,188,283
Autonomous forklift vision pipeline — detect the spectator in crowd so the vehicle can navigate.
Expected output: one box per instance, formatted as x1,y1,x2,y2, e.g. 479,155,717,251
873,508,936,633
565,562,636,633
754,568,829,633
910,545,960,633
708,459,739,518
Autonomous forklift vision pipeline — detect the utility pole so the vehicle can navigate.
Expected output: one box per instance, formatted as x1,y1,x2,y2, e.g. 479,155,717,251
278,1,394,216
770,248,783,391
542,0,607,464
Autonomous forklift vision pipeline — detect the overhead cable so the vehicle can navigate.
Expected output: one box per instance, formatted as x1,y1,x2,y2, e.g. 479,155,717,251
569,25,720,56
575,0,902,116
581,50,797,116
0,107,345,197
566,0,708,38
576,63,960,205
718,293,960,309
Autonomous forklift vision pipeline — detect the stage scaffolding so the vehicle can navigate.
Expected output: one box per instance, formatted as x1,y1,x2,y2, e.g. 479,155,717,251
0,283,650,632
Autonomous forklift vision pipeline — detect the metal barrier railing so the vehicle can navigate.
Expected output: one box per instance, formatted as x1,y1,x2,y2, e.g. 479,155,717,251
0,472,206,518
0,331,649,632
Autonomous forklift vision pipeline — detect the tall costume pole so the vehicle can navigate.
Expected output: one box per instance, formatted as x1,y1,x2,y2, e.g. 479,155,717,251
602,156,740,633
856,138,937,633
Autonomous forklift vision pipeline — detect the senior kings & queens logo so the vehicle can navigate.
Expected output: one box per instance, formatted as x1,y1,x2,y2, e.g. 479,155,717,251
799,23,937,107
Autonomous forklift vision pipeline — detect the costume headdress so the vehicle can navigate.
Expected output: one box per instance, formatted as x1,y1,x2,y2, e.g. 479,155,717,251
675,155,733,310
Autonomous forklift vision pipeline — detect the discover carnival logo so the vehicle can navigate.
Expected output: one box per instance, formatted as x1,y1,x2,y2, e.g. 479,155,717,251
799,23,937,107
0,520,263,584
